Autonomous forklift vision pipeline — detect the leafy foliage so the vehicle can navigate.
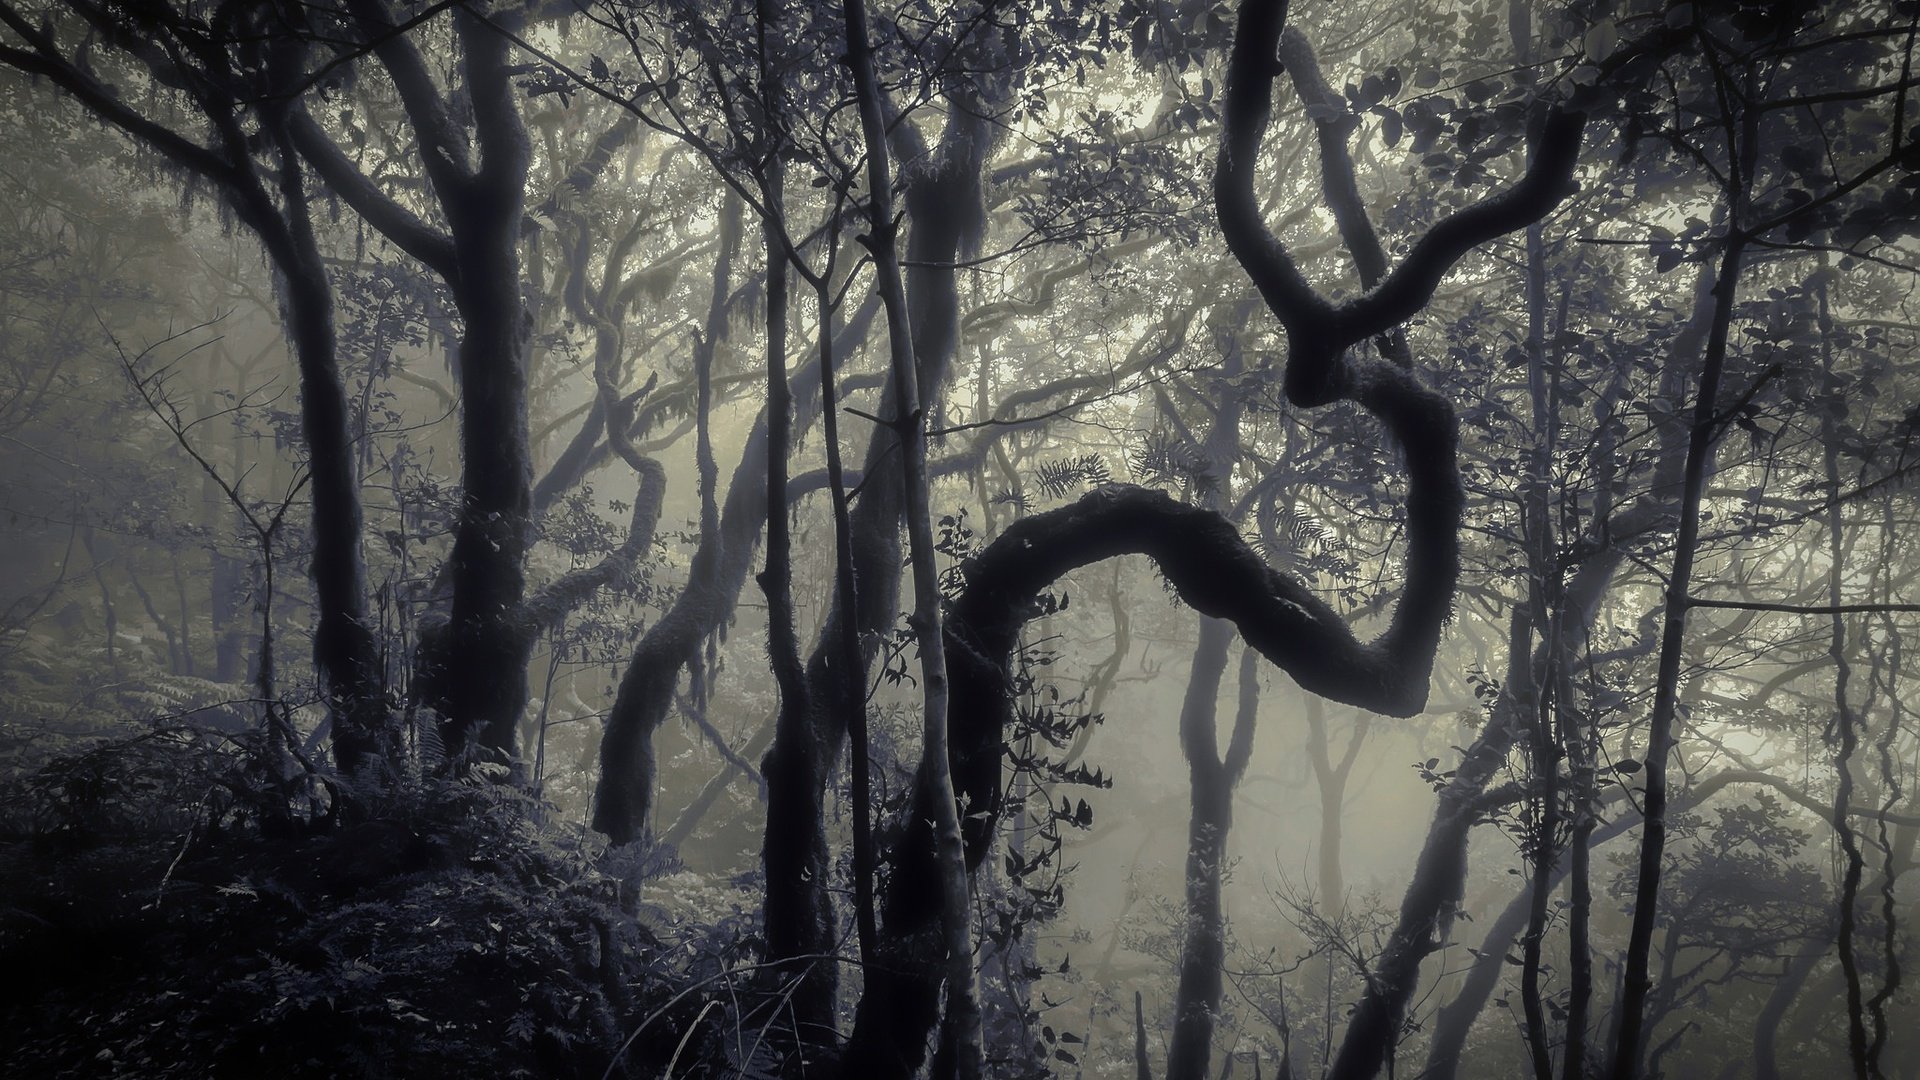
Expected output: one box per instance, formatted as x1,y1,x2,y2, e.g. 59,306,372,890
1033,453,1113,499
0,724,701,1079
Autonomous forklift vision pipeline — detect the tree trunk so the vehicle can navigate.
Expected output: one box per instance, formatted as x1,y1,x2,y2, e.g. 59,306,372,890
591,304,857,845
1816,271,1873,1080
837,0,983,1070
760,95,994,1043
1607,229,1748,1080
1168,626,1261,1080
1166,335,1257,1080
441,16,541,760
0,2,395,772
272,139,393,773
1420,258,1716,1080
1754,926,1832,1080
593,410,773,844
749,98,836,1065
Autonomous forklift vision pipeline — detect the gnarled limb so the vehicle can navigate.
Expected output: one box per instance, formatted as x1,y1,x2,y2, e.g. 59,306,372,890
864,452,1457,1076
1205,4,1589,1074
1215,0,1584,404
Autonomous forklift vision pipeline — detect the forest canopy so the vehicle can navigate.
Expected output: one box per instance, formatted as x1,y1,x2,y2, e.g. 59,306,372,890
1,0,1917,1077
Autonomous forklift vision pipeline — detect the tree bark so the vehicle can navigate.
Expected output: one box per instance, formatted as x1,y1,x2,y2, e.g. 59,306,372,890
436,7,537,759
1606,234,1748,1080
761,90,996,1053
270,132,394,774
1167,626,1260,1080
836,0,984,1069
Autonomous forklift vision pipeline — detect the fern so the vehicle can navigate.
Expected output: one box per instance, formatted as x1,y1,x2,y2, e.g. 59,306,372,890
412,710,448,777
1130,430,1215,492
1251,504,1353,582
990,488,1033,513
1033,453,1111,498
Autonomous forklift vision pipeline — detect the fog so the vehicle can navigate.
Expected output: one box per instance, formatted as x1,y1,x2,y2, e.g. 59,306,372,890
1,0,1916,1077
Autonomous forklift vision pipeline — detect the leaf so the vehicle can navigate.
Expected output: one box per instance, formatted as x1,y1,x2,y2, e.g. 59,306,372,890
1781,143,1821,178
1583,19,1618,63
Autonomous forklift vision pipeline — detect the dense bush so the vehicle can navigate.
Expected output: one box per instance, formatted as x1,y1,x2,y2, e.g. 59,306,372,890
0,727,716,1079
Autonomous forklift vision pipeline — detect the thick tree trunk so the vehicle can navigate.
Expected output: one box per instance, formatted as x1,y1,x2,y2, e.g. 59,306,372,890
439,14,535,760
0,1,395,773
273,146,393,774
439,238,535,758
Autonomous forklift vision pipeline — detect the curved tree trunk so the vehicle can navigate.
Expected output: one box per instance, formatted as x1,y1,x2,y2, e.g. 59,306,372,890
590,295,871,845
859,448,1460,1076
592,406,773,844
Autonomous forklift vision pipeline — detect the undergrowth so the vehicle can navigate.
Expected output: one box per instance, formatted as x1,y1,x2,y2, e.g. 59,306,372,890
0,724,731,1079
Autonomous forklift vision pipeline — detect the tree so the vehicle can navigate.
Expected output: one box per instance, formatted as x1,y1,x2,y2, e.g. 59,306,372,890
0,0,394,774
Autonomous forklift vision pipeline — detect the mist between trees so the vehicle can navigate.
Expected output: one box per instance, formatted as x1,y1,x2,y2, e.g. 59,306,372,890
0,0,1916,1077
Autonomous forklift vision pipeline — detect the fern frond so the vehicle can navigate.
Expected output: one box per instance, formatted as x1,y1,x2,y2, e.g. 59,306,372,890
990,488,1034,513
1033,453,1111,498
